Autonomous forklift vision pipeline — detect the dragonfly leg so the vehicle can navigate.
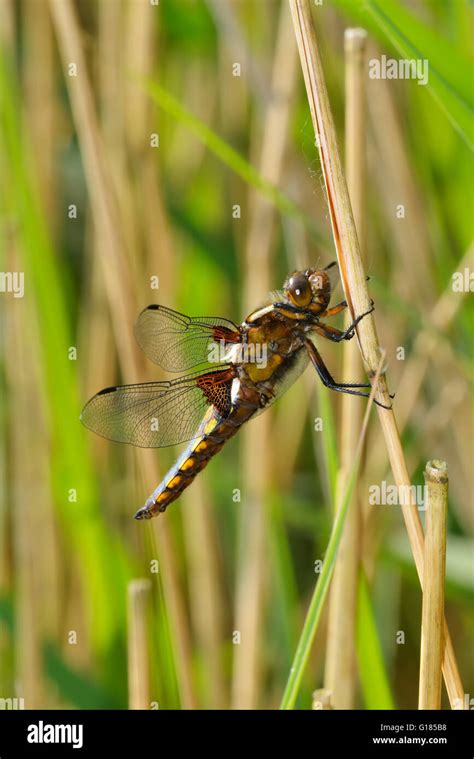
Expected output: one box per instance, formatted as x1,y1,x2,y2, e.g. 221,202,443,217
319,300,347,318
304,339,392,409
313,302,374,342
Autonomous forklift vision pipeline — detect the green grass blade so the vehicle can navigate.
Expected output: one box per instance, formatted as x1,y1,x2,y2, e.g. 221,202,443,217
140,78,323,237
314,385,339,503
266,490,300,668
333,0,474,149
0,50,131,680
356,571,395,709
43,642,123,709
280,440,360,709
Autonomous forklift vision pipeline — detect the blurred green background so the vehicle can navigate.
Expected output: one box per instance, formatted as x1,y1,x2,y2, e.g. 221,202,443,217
0,0,472,710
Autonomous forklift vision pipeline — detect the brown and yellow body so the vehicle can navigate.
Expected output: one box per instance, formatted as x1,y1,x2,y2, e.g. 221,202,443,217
136,290,323,519
135,397,258,519
82,263,381,520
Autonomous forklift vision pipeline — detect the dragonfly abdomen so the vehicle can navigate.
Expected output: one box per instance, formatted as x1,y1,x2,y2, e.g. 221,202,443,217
134,401,256,519
134,440,222,519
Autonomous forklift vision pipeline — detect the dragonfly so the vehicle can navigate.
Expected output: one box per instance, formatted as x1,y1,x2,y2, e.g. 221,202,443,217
81,263,389,520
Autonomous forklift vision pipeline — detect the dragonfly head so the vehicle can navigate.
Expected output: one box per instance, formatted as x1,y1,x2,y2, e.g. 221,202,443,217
283,265,334,314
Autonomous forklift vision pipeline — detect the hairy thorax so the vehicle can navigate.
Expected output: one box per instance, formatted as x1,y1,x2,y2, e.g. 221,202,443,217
233,312,311,407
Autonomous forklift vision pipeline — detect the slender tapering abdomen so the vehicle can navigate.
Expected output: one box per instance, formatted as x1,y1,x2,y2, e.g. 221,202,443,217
134,401,257,519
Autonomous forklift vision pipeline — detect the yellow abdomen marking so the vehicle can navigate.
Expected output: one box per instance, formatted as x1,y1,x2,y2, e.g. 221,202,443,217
168,474,183,489
180,457,196,471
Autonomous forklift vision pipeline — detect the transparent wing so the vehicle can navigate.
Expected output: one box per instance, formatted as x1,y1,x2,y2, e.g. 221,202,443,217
324,261,341,297
81,368,235,448
134,305,241,372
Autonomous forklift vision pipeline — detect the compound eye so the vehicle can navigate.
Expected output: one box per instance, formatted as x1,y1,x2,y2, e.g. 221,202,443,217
286,273,312,307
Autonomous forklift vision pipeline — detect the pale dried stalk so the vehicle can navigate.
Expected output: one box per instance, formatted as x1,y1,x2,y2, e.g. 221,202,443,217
124,0,154,154
6,269,46,708
281,353,387,709
0,315,8,696
123,0,174,299
231,0,297,710
0,0,14,48
312,688,333,710
206,0,268,103
49,0,138,370
367,54,434,306
24,0,56,224
289,0,464,708
158,30,226,709
49,0,197,708
324,27,367,710
123,1,215,684
128,579,152,710
182,478,227,708
418,461,448,710
22,2,61,646
362,247,473,550
368,245,474,478
82,0,124,404
390,245,474,434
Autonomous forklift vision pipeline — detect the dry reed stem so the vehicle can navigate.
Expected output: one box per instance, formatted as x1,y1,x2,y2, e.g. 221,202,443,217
0,0,14,47
128,579,152,709
418,461,448,710
367,56,434,305
182,478,227,708
206,0,268,104
24,0,56,225
49,0,197,708
98,0,124,153
0,316,8,572
343,29,368,265
367,245,474,480
312,688,333,710
134,4,226,705
450,399,474,533
84,0,124,406
49,0,138,370
362,247,473,549
324,27,367,710
119,2,176,319
0,341,9,697
98,0,134,269
6,269,46,708
232,0,297,710
121,7,208,694
122,0,176,298
281,351,387,710
22,2,62,646
273,380,309,488
392,245,474,433
289,0,464,708
124,0,154,155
